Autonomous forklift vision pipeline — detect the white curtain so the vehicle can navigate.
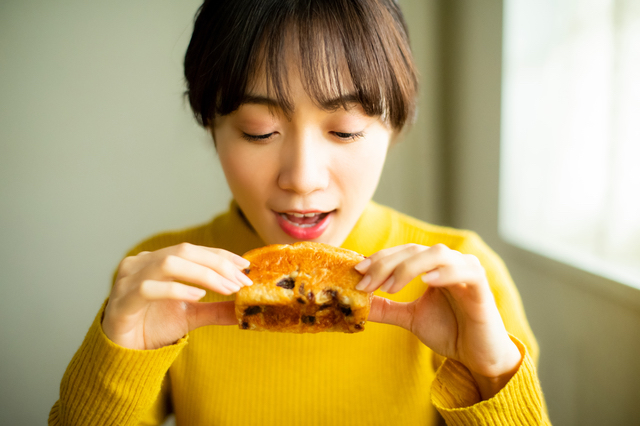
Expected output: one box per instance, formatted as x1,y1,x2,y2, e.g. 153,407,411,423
500,0,640,286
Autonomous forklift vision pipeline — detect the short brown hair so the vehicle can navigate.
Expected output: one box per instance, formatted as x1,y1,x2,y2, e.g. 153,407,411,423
184,0,418,131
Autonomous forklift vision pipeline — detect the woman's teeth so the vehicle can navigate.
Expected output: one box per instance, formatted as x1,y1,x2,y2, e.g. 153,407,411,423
280,212,327,227
287,212,319,218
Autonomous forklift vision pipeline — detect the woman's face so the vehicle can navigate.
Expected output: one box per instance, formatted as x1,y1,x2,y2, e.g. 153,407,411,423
213,70,391,247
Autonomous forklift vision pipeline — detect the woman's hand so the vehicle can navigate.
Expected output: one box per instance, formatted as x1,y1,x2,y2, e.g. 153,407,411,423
355,244,522,399
102,243,252,350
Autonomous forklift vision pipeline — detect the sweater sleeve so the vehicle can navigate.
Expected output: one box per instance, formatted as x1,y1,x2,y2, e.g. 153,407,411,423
138,374,173,425
432,335,550,424
48,299,187,426
430,231,550,424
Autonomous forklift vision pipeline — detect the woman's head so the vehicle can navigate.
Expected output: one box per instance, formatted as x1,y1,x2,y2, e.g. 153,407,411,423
183,0,418,247
184,0,418,132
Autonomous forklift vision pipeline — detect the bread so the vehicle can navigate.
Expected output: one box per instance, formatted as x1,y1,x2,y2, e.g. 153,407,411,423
234,242,372,333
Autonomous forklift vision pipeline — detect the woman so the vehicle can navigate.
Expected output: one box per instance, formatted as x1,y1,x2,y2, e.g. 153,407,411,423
50,0,549,424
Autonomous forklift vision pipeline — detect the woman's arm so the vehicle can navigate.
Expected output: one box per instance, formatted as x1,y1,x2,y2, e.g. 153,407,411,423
358,233,550,423
48,299,186,426
49,243,248,425
357,242,522,397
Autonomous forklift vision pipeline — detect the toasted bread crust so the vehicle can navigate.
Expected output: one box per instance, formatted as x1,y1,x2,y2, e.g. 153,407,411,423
235,242,371,333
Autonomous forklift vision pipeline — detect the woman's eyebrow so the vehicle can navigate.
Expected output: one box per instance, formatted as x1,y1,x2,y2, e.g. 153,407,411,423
320,93,360,111
240,93,361,111
240,94,281,108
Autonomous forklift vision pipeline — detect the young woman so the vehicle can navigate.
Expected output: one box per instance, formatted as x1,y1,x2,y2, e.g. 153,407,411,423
50,1,549,424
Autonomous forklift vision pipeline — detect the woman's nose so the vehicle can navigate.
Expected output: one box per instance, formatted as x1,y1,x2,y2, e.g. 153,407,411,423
277,133,329,195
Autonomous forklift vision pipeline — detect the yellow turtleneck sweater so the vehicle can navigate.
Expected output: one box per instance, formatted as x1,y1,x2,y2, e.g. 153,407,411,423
49,201,549,425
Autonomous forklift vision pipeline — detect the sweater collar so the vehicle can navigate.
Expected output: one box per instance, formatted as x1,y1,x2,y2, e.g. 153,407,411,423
340,201,392,256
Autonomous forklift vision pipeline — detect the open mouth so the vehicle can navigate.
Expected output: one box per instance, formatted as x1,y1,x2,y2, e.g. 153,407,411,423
275,210,334,240
279,212,331,228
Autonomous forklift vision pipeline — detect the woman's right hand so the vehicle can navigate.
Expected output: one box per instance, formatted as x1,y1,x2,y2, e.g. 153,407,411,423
102,243,252,350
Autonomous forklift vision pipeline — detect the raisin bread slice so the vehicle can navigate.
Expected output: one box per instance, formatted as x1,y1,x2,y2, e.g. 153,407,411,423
234,242,372,333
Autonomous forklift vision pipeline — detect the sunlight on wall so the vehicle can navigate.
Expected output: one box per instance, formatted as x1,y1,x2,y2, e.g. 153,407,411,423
500,0,640,288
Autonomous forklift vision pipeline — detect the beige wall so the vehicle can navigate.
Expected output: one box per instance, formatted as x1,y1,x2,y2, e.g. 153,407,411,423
0,1,441,424
0,2,224,424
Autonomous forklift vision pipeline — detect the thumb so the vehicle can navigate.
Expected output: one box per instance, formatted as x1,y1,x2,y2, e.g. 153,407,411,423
368,296,414,331
190,301,238,330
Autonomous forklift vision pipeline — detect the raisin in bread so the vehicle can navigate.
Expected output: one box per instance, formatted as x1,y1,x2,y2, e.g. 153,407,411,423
234,242,372,333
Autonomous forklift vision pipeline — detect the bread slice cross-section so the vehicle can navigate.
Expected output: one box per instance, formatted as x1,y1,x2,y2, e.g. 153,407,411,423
234,242,372,333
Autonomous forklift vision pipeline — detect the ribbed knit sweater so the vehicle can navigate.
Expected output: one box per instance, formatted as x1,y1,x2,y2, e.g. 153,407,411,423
49,201,549,425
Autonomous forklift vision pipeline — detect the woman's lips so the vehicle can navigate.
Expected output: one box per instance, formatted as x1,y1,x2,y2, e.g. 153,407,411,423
275,211,333,240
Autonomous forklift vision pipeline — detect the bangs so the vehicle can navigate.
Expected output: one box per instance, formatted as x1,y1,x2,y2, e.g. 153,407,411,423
185,0,418,130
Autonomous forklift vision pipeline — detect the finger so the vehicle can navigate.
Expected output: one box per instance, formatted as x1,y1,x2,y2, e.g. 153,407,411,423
354,244,419,274
183,245,253,287
113,279,208,315
198,245,250,269
167,243,252,281
190,301,237,329
357,244,429,292
116,252,152,279
145,244,251,286
367,296,413,331
421,255,491,304
139,280,211,300
382,243,470,294
153,252,251,292
132,255,242,296
117,244,250,284
382,244,462,294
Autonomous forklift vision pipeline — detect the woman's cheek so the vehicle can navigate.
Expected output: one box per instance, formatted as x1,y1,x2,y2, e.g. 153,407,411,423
221,149,262,190
350,140,388,181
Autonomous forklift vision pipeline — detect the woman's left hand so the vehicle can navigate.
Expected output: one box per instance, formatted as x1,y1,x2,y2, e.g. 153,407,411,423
355,243,522,400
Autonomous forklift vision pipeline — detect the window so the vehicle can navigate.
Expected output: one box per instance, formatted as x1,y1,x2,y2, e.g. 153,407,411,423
500,0,640,288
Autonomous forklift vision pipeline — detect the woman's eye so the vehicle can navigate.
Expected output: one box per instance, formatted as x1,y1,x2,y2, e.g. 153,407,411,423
332,131,365,141
241,132,275,142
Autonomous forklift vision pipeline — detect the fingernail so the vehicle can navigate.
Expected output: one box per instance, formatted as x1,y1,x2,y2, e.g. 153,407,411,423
227,281,242,292
236,269,253,286
188,287,207,300
356,275,371,291
380,276,395,293
234,257,251,268
355,258,371,273
422,270,440,283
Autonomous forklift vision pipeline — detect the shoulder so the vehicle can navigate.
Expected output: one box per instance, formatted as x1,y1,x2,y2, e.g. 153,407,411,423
375,203,506,268
376,203,479,251
109,214,224,287
122,201,262,258
380,205,508,279
124,220,216,257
